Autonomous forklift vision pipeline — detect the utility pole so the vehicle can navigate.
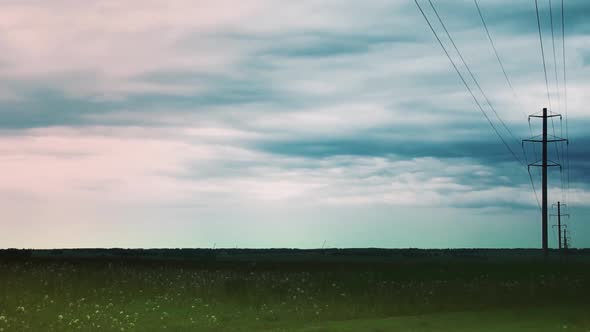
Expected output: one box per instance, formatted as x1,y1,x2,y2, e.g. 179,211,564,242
551,202,569,249
523,108,567,258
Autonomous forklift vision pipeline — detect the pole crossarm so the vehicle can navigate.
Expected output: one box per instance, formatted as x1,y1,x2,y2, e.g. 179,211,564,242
528,161,561,169
523,138,568,143
530,114,562,119
524,133,566,140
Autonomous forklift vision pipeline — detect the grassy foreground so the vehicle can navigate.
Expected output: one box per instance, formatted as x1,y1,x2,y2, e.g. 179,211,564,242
294,307,590,332
1,253,589,331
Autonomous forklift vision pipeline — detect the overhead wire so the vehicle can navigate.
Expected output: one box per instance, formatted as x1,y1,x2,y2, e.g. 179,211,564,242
413,0,525,168
473,0,525,117
548,0,564,203
473,0,541,210
426,0,523,153
561,0,571,212
548,0,561,114
415,0,571,212
534,0,552,110
535,0,569,221
527,121,543,211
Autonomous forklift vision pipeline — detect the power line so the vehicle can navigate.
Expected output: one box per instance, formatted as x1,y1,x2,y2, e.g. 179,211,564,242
560,119,566,203
536,0,563,211
548,0,561,114
548,0,563,175
525,150,542,212
414,0,524,167
561,0,571,210
426,0,523,152
473,0,541,199
527,121,542,210
548,0,567,208
473,0,524,115
534,0,552,109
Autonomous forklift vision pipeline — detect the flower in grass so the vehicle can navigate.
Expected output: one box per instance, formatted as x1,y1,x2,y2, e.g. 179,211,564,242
16,307,25,313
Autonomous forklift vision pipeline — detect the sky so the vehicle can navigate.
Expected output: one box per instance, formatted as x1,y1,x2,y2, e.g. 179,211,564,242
0,0,588,249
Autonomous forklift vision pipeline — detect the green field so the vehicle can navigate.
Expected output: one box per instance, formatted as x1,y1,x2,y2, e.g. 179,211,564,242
1,251,590,331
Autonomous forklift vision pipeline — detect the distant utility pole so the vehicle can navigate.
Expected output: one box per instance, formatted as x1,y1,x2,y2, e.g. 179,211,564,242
551,201,569,250
562,226,568,251
523,108,568,258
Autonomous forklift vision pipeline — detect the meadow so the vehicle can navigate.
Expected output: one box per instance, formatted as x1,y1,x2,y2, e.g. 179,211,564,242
1,250,590,331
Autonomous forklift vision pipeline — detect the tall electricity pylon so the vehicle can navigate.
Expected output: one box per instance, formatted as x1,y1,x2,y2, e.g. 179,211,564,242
551,201,569,250
523,108,568,258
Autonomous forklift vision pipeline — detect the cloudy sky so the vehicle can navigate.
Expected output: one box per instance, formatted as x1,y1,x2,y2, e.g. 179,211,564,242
0,0,588,249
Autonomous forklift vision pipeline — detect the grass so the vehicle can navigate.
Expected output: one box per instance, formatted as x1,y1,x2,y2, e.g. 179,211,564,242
293,307,590,332
0,254,589,331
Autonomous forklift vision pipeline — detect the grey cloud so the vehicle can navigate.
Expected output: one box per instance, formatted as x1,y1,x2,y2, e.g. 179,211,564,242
0,88,110,129
259,31,420,58
251,134,525,172
583,50,590,67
